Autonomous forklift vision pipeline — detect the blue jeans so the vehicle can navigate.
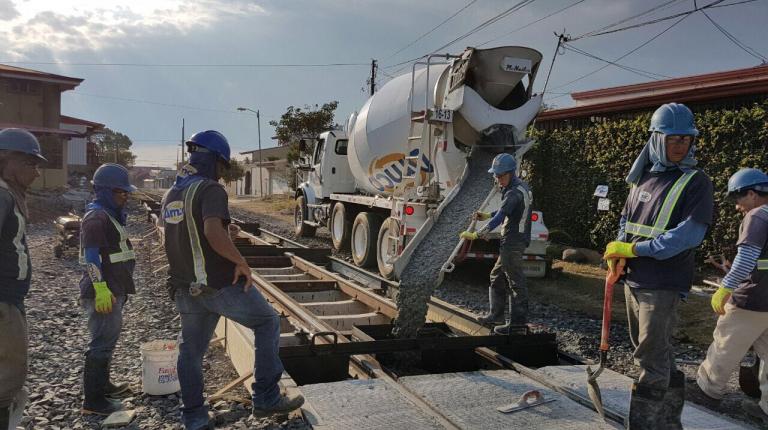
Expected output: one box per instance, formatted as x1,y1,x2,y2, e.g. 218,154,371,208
81,295,127,360
174,284,284,429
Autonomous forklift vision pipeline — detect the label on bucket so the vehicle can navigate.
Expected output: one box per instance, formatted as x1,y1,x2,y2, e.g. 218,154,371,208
157,366,178,384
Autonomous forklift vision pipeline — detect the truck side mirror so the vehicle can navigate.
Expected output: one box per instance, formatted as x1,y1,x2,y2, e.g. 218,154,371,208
298,139,307,152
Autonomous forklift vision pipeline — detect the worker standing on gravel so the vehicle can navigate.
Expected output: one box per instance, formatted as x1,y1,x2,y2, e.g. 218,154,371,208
161,130,303,429
696,168,768,426
604,103,714,429
0,128,45,430
459,152,532,335
79,163,137,416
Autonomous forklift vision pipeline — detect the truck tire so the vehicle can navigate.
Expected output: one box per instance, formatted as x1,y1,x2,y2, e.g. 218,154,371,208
351,212,381,268
330,203,352,251
377,217,400,280
294,195,316,237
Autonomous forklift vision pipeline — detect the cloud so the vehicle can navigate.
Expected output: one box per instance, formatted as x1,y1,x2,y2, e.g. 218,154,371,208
0,0,267,57
0,0,18,20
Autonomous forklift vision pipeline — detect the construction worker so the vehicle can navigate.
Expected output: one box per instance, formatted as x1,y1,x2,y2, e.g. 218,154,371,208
696,168,768,426
79,163,136,415
460,152,532,335
604,102,714,429
162,130,303,429
0,128,45,430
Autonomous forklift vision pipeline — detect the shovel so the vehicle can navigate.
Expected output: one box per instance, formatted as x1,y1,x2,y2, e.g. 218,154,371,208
586,258,625,419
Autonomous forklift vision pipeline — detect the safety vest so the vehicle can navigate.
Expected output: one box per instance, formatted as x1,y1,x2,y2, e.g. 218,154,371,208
759,206,768,271
625,170,698,239
79,211,135,265
184,180,208,286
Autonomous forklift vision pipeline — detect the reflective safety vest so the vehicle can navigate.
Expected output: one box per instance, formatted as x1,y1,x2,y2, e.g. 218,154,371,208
625,170,698,239
184,180,208,286
761,206,768,271
79,211,135,265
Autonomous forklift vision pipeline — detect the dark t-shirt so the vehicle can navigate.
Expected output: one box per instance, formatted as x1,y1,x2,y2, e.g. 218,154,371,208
162,180,235,290
79,209,136,298
623,169,714,292
499,179,532,250
0,189,31,307
730,205,768,311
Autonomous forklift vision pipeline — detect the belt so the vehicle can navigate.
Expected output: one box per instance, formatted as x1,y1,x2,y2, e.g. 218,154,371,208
189,282,218,297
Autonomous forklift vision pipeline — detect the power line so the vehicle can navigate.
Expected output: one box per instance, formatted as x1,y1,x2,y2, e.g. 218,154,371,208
477,0,589,47
562,44,672,80
551,12,690,91
383,0,479,61
573,0,687,40
700,8,768,62
0,61,369,68
69,92,240,114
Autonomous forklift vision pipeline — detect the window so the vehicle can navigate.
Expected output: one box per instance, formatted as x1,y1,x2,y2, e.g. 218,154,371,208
6,79,40,95
335,139,348,155
313,139,325,164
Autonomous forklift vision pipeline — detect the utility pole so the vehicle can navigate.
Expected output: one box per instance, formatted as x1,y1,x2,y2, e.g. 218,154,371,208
181,118,185,165
257,109,263,198
369,59,377,96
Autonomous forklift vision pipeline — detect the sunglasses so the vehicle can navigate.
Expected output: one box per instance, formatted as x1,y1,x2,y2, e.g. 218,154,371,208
112,189,129,195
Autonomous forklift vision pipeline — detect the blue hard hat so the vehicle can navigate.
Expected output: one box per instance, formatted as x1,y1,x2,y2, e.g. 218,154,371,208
92,163,137,192
649,103,699,136
727,168,768,196
0,128,47,161
186,130,231,165
488,153,517,175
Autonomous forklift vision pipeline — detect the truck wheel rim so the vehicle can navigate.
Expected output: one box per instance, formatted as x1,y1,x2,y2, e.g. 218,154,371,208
353,223,366,260
294,206,302,228
332,209,344,241
379,225,395,267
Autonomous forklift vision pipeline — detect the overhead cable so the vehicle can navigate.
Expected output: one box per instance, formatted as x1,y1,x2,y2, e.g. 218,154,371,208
70,92,239,114
477,0,589,47
700,9,768,62
383,0,479,61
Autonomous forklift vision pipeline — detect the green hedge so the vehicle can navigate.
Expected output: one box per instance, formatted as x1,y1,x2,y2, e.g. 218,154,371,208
527,100,768,258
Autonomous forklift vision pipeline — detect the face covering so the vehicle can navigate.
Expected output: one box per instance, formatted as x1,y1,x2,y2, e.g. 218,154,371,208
625,132,698,185
90,185,127,225
172,151,220,190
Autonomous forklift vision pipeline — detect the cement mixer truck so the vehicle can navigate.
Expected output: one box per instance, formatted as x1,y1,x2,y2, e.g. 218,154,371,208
293,46,550,280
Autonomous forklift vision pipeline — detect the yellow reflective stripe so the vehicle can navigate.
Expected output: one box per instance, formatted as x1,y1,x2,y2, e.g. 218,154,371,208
758,260,768,270
516,185,532,234
653,171,697,231
12,206,27,280
626,171,698,239
185,181,207,285
105,213,135,263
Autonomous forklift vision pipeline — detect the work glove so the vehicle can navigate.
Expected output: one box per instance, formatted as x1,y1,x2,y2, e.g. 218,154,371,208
604,241,637,259
711,286,732,315
460,231,478,241
93,281,116,314
606,258,626,283
474,211,492,221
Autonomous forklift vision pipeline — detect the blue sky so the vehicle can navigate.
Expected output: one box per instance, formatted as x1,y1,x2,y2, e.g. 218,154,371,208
1,0,765,167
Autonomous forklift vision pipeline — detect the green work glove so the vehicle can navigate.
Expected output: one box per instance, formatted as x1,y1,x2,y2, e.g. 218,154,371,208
93,281,115,314
711,287,732,315
460,231,478,241
475,212,492,221
604,241,637,259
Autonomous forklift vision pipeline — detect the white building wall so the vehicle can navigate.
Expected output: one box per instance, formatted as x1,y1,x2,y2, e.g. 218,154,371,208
62,123,88,166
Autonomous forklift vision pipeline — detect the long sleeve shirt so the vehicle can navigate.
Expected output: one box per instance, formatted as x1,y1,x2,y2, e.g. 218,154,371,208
618,215,708,260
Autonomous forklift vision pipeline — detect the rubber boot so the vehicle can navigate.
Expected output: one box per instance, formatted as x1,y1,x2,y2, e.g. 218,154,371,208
0,404,9,430
477,287,506,326
82,355,123,415
628,382,665,430
493,294,527,335
660,371,685,430
252,391,305,417
104,358,130,397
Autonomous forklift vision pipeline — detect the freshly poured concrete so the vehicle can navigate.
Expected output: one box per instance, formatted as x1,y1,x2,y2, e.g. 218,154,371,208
538,365,755,430
300,370,619,429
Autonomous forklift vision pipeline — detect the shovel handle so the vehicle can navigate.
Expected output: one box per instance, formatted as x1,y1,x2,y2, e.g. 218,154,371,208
599,259,625,352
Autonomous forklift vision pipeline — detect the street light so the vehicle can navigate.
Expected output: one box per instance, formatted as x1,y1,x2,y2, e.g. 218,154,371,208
237,107,263,197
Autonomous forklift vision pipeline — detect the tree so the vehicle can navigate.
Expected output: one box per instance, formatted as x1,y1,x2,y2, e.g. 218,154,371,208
95,128,137,167
269,101,340,189
221,158,246,184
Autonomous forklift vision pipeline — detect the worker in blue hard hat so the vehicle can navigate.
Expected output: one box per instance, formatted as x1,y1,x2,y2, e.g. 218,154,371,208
696,167,768,425
460,152,533,335
161,130,303,429
603,103,714,428
79,163,137,416
0,128,45,430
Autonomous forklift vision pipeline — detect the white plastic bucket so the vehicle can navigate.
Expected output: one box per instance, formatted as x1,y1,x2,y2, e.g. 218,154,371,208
140,340,181,395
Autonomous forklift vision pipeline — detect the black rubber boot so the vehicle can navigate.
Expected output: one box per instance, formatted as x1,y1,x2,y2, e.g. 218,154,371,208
82,355,124,416
628,382,665,430
660,371,685,430
477,287,506,326
104,358,130,397
0,404,10,430
493,294,528,335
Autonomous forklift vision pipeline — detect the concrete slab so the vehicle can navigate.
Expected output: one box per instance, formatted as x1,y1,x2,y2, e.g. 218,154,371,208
300,379,444,429
538,365,755,430
400,370,619,430
101,409,136,428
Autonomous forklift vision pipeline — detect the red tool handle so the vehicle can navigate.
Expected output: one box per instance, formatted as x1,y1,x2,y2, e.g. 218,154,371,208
599,259,625,352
